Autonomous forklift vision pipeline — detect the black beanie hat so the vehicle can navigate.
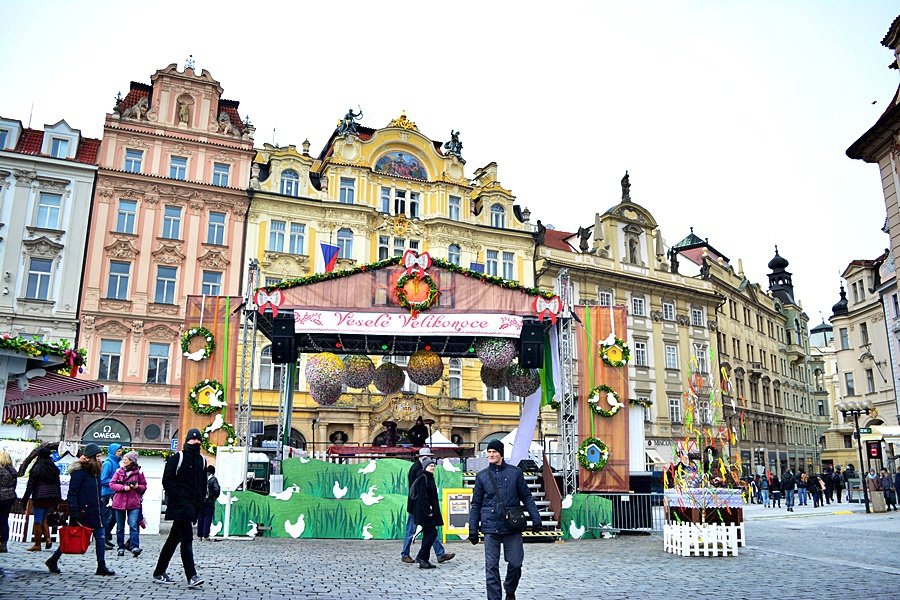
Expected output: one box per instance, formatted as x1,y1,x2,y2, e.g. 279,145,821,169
186,428,203,443
487,439,504,456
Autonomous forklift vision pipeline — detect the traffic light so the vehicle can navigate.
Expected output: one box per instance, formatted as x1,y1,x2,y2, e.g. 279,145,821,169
866,440,882,460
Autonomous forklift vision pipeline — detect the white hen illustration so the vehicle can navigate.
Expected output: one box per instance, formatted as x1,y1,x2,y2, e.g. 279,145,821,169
441,458,460,472
208,521,223,538
360,485,384,506
183,348,206,361
217,493,238,506
362,523,374,540
568,520,585,540
246,520,259,537
561,494,573,510
358,460,377,475
284,515,305,538
273,484,300,501
333,481,348,499
205,413,224,434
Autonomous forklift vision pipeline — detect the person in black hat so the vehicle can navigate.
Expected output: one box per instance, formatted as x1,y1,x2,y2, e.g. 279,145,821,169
469,439,542,600
152,429,207,588
401,447,454,564
45,443,115,576
409,457,442,568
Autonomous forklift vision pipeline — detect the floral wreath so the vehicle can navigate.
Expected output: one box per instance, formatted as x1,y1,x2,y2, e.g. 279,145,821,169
587,384,623,418
181,326,215,361
188,379,225,415
630,397,652,408
202,421,238,455
599,337,630,367
396,272,439,315
578,437,609,472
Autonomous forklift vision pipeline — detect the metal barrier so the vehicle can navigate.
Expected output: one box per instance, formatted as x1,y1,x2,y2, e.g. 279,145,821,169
586,493,666,533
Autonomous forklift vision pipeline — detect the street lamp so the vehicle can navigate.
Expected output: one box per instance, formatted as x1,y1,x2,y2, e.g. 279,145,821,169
836,400,871,514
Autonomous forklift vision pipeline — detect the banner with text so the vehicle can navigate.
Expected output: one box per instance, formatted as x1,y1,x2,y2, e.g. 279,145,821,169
293,310,523,337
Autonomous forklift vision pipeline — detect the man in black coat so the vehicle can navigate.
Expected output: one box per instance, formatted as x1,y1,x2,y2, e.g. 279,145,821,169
469,439,542,600
401,448,454,563
153,429,207,588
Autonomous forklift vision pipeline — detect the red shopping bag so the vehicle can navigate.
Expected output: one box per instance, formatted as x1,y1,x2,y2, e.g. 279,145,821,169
59,525,94,554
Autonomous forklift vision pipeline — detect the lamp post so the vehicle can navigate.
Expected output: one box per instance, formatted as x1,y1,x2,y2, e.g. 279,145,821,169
837,400,871,514
311,417,320,460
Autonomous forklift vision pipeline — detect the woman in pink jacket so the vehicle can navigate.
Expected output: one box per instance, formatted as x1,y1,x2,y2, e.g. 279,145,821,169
110,451,147,558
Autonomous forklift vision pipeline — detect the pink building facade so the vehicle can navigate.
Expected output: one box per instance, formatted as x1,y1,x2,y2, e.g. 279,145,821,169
71,64,254,448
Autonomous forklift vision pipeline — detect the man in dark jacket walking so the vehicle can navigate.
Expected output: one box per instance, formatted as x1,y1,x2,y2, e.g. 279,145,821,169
469,439,542,600
401,448,454,564
153,429,207,588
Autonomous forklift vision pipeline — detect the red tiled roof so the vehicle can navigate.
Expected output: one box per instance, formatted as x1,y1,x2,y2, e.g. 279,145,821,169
218,98,244,133
75,138,101,164
543,229,576,252
15,129,44,155
9,127,99,165
121,87,149,110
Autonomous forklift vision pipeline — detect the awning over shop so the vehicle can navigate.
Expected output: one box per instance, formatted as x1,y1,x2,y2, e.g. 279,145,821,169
645,447,670,467
2,372,108,420
875,425,900,446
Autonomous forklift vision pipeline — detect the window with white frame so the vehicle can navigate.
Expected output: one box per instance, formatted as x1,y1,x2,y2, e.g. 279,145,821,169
502,252,514,279
98,339,122,381
116,199,137,234
486,250,499,276
449,358,462,398
691,307,704,327
169,156,187,180
281,170,300,196
409,192,420,218
390,356,419,393
394,190,406,215
35,192,62,229
146,343,169,384
289,223,305,254
668,397,682,423
698,399,712,425
25,258,52,300
378,236,390,260
448,244,461,266
662,301,676,321
449,195,461,221
380,187,391,213
637,398,651,422
161,205,181,239
339,177,355,204
487,385,508,401
155,266,177,304
264,277,280,287
107,261,130,300
694,343,708,373
259,346,300,391
634,341,648,367
337,228,353,259
207,212,225,245
124,149,143,173
0,129,8,149
844,372,855,396
393,238,406,257
269,220,285,252
201,271,222,296
50,138,68,158
598,289,613,307
632,296,646,316
212,162,230,187
490,204,505,228
664,344,679,369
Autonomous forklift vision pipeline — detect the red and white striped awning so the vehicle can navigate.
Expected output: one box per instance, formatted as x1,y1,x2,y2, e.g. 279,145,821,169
3,372,108,420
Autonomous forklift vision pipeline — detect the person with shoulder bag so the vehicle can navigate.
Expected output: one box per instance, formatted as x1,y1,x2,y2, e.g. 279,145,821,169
110,451,147,557
45,443,115,576
409,458,443,569
196,465,220,541
469,440,542,600
0,450,18,553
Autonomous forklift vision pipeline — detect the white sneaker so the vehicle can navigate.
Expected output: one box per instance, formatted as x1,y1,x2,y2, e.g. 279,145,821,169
153,573,175,585
189,575,204,588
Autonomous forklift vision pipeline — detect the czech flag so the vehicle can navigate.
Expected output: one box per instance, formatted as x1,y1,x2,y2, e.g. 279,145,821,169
317,242,340,273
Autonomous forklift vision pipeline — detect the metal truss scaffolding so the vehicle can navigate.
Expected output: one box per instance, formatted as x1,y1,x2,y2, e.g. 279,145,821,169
236,259,260,489
556,268,578,495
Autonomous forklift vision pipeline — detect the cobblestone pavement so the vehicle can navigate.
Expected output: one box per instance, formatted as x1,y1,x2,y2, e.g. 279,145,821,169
2,502,898,599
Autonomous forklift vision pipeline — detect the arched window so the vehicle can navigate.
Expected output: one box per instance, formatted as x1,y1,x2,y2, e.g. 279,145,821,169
490,204,505,228
448,244,461,266
479,431,510,451
281,170,300,197
449,358,462,398
337,228,353,259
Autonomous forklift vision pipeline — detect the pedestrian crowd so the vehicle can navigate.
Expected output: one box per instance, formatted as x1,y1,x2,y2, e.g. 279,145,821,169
744,464,900,511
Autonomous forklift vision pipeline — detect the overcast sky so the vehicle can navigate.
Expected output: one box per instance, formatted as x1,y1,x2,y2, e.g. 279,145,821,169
2,1,898,325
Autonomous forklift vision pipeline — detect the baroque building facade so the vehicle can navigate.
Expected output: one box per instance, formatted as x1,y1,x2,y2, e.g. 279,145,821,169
0,117,99,438
534,175,723,473
71,63,255,448
244,112,536,453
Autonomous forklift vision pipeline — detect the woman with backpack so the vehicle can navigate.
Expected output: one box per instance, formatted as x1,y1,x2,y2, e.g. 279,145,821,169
22,446,61,552
769,473,782,508
110,451,147,557
196,465,221,541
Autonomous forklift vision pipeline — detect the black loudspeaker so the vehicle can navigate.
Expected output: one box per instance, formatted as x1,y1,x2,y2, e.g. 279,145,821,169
270,315,297,364
518,317,544,369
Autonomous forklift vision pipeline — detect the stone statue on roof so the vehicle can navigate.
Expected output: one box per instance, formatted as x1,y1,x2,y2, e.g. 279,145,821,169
576,226,591,253
123,97,149,120
443,130,464,160
534,220,547,245
218,112,237,136
336,107,363,136
621,170,631,202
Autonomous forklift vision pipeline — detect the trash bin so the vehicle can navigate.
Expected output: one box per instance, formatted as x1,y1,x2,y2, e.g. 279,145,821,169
870,490,886,513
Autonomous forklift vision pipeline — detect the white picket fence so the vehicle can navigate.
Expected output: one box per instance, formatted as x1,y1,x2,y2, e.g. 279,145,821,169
7,513,60,544
663,522,740,557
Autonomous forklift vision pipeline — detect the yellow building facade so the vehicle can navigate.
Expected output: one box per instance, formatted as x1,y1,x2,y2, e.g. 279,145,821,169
242,113,535,452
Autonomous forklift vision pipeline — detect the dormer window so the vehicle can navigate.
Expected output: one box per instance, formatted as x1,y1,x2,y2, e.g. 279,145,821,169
282,170,300,197
0,129,8,149
50,138,69,159
490,204,505,228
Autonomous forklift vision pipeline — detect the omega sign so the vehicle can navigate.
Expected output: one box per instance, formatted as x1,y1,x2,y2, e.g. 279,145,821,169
81,420,131,445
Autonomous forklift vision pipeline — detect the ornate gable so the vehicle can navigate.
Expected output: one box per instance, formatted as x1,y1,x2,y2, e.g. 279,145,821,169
151,242,186,265
23,236,64,258
95,320,132,337
105,238,140,260
198,248,231,270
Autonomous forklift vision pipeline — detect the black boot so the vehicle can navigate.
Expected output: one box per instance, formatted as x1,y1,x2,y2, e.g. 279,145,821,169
46,551,61,574
417,558,436,569
96,562,115,576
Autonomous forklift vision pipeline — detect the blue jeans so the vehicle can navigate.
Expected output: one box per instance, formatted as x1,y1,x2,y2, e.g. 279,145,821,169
115,508,140,550
197,502,215,538
798,487,808,505
484,532,525,600
785,489,795,508
100,494,114,539
400,513,445,558
761,490,769,506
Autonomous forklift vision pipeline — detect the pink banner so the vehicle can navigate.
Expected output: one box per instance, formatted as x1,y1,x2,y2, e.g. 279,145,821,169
293,310,523,337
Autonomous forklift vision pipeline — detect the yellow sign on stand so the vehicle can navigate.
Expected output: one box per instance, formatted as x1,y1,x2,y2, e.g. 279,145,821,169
441,487,473,543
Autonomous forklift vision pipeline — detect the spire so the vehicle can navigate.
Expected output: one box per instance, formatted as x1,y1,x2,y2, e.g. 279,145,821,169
831,285,849,318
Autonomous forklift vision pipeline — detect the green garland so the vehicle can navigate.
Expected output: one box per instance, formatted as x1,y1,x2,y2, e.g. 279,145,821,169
578,437,609,472
587,384,623,418
120,448,174,459
0,335,87,372
599,337,630,368
257,255,555,299
3,417,42,431
630,397,652,408
396,273,439,314
188,379,225,415
181,326,215,360
202,421,237,455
